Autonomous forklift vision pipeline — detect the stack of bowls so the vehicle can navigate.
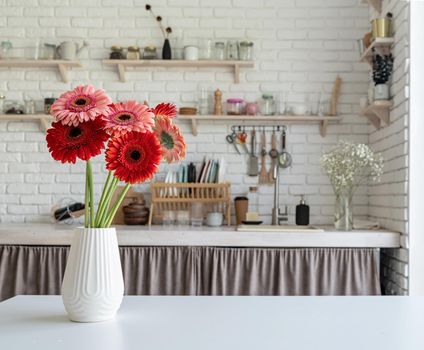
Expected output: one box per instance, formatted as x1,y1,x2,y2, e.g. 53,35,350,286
123,199,149,225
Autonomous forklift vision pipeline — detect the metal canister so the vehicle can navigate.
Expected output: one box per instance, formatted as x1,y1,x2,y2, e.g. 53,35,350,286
371,17,392,39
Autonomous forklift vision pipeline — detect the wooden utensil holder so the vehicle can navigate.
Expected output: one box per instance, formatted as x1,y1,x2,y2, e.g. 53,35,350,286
148,182,231,226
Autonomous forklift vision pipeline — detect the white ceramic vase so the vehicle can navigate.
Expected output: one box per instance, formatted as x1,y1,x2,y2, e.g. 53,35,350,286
61,227,124,322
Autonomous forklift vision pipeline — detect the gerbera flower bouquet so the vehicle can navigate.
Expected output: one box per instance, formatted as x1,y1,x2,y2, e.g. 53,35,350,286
46,85,186,229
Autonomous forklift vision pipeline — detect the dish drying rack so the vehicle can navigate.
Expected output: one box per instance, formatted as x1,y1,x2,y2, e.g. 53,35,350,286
148,182,231,226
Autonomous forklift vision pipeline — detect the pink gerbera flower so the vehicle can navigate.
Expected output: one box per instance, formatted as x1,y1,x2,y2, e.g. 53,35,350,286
50,85,112,126
151,102,177,120
102,100,155,137
153,116,186,163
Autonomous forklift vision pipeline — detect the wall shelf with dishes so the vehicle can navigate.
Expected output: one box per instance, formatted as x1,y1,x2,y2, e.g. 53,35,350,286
176,115,342,137
0,60,82,83
361,0,382,13
0,114,52,131
102,59,254,84
360,100,393,129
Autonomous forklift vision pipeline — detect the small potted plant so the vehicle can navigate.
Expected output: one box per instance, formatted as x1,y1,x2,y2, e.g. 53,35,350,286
372,53,394,100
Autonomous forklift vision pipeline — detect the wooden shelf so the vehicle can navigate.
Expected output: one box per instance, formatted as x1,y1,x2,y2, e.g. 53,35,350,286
102,59,254,83
0,114,52,131
0,59,82,83
361,0,382,13
176,115,342,137
360,37,394,64
360,100,393,129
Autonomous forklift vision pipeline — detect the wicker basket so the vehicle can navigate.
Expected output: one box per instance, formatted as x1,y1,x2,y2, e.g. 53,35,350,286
148,182,231,225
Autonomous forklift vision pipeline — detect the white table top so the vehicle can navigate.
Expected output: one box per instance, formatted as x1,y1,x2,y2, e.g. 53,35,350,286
0,296,422,350
0,223,400,248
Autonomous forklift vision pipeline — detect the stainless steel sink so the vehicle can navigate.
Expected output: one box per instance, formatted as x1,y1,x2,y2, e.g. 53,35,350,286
237,225,324,232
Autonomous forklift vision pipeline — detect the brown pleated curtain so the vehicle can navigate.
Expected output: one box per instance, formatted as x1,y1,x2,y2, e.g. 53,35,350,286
0,245,381,301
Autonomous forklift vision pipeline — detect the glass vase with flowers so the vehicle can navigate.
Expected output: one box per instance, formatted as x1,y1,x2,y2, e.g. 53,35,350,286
321,141,383,231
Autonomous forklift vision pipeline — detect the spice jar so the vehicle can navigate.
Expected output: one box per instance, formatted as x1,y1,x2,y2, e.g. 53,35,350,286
110,45,124,59
143,46,157,59
239,41,254,61
226,98,245,115
260,94,276,116
126,46,140,60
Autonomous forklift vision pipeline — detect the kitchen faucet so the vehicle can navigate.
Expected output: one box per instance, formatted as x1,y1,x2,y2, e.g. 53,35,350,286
271,164,288,225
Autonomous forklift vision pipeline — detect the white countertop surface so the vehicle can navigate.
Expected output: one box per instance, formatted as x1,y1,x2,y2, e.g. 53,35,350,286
0,295,422,350
0,223,400,248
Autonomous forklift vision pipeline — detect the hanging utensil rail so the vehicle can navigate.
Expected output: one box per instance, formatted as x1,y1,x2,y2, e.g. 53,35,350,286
230,125,288,133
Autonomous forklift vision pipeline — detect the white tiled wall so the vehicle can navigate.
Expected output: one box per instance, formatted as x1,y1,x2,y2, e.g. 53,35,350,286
367,0,410,295
0,0,374,226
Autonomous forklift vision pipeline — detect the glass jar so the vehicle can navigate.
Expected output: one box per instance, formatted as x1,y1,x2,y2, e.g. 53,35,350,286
245,102,259,116
0,40,12,59
213,42,225,60
226,40,239,60
143,46,157,59
126,46,140,60
260,94,276,116
0,94,5,114
248,186,259,214
110,45,125,59
226,98,245,115
239,41,253,61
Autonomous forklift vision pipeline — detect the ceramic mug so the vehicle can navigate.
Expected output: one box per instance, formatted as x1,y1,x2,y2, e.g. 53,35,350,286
206,212,223,227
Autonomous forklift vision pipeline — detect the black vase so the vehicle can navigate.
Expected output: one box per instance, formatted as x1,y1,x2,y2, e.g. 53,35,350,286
162,39,172,60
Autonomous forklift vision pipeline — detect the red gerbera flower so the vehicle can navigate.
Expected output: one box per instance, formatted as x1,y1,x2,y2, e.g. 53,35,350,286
46,119,109,164
102,100,155,137
151,102,177,120
50,85,112,126
105,131,162,184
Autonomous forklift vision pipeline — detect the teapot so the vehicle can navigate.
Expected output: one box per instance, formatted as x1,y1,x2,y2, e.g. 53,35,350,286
56,40,89,60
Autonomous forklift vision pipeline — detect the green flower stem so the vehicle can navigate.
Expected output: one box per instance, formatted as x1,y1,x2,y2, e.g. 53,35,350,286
104,183,131,228
94,171,113,227
84,162,90,228
86,160,95,228
98,177,119,228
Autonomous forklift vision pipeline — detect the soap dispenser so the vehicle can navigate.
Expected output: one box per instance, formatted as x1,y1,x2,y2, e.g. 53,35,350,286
296,195,309,226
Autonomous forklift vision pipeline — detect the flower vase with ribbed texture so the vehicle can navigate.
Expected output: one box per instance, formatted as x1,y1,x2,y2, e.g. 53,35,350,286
61,228,124,322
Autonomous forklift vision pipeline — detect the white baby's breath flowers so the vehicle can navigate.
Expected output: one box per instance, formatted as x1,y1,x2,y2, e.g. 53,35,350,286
321,141,383,195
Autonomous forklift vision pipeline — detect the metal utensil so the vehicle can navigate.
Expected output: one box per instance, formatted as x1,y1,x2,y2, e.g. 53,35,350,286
236,130,249,154
278,129,292,168
247,129,259,176
259,129,269,184
268,129,278,182
226,132,241,154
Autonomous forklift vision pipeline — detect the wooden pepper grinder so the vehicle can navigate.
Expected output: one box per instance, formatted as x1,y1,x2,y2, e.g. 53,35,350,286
214,89,223,115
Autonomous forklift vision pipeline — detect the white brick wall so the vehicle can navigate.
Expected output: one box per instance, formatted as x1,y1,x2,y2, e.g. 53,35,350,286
367,0,410,295
0,0,374,227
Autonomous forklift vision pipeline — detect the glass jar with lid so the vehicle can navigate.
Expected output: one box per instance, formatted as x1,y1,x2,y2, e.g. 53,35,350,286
213,41,225,60
260,93,276,116
143,46,157,59
226,98,245,115
126,46,140,60
226,40,239,60
110,45,125,59
239,41,254,61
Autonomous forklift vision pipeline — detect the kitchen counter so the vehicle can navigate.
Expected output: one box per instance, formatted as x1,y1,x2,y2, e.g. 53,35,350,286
0,223,400,248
